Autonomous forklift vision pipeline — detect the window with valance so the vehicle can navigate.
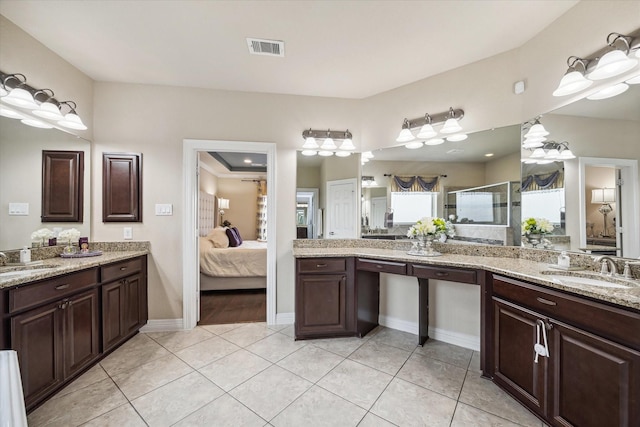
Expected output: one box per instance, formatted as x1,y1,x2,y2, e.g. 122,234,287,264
521,169,564,192
390,175,440,192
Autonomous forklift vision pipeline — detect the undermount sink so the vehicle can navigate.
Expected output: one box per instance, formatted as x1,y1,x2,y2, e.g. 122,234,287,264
0,264,57,279
543,272,637,289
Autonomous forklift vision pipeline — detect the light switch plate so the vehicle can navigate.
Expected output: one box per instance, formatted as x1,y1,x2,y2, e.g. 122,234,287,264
155,203,173,216
9,203,29,215
123,227,133,240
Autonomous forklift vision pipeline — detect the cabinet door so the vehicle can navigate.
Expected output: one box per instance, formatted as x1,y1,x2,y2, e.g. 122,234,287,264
123,274,144,336
493,298,547,417
11,301,63,408
102,152,142,222
102,279,125,351
63,289,100,378
296,274,349,337
41,150,84,222
549,321,640,427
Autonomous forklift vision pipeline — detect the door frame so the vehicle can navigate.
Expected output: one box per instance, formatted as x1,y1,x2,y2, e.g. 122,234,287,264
296,188,319,239
182,139,277,329
325,178,359,238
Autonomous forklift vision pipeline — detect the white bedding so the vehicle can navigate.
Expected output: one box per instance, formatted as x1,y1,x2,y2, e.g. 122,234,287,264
199,237,267,277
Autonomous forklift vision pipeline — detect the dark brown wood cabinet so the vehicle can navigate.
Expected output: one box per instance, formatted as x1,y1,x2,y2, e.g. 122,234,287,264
103,152,142,222
492,275,640,427
41,150,83,222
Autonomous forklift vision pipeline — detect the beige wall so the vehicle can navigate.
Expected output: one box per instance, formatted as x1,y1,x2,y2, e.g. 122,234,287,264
585,166,617,238
485,152,521,184
217,178,259,240
296,163,321,189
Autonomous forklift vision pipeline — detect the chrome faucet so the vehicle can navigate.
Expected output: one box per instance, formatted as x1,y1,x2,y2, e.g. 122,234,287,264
594,256,618,276
0,252,7,267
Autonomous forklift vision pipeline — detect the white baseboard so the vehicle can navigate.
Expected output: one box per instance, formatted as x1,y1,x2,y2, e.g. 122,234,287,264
275,312,295,325
378,315,480,351
140,318,184,333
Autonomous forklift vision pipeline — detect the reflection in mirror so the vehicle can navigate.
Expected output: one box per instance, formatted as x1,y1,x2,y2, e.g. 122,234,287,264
521,162,566,237
522,83,640,258
0,116,91,251
361,125,521,244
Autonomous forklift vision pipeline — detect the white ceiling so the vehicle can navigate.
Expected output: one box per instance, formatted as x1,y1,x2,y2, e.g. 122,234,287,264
0,0,578,99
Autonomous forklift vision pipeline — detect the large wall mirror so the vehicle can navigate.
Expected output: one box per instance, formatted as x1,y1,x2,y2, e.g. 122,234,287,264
0,116,91,250
522,83,640,258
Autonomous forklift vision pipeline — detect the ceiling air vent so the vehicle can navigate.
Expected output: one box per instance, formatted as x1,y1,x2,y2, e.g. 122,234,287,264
246,38,285,57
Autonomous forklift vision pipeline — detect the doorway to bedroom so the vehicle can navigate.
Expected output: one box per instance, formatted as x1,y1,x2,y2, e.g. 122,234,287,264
182,140,276,330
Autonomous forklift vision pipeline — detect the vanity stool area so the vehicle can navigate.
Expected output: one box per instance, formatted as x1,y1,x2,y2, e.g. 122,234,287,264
293,240,640,427
0,251,148,413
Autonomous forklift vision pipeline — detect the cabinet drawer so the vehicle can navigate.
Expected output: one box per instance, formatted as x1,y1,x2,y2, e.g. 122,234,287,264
411,264,477,284
357,258,407,275
101,257,143,283
493,275,640,349
9,268,98,314
298,258,346,274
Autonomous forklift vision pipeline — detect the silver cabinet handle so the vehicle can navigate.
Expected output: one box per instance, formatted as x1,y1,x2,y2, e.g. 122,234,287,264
120,266,127,271
316,263,327,268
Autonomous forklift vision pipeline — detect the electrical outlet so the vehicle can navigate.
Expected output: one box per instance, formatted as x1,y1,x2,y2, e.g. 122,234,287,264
123,227,133,240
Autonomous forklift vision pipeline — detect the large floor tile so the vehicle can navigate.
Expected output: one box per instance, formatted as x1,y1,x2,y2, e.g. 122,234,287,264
468,350,481,373
198,348,272,391
308,336,367,357
173,394,266,426
317,359,393,410
148,327,214,352
357,412,397,427
175,336,240,368
348,341,411,375
371,378,457,427
277,345,344,382
452,402,526,427
230,365,312,421
278,325,295,338
246,332,307,362
397,353,467,399
219,322,276,347
132,371,224,427
271,385,366,427
100,333,170,376
414,339,474,369
111,353,193,400
28,378,127,427
369,327,418,352
200,322,245,335
53,364,109,399
459,371,542,427
81,403,147,427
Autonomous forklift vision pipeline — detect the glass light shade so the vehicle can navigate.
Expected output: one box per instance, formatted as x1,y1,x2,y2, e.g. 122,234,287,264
544,149,560,159
335,151,351,157
440,118,462,134
302,137,318,149
396,128,415,143
416,124,437,139
301,150,317,156
424,138,444,146
446,133,468,142
362,151,374,159
523,158,538,164
523,135,546,145
320,137,337,150
58,112,88,130
405,141,423,149
591,188,616,204
524,123,549,138
338,138,355,150
530,148,546,158
32,101,64,120
586,82,629,100
587,50,638,80
558,149,576,159
626,74,640,85
522,140,544,149
553,70,593,96
2,87,39,109
536,159,554,164
0,86,7,97
318,150,334,157
0,106,24,119
21,118,53,129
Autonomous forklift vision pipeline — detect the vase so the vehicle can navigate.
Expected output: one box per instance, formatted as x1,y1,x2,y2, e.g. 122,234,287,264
422,234,442,257
62,243,76,255
525,233,544,248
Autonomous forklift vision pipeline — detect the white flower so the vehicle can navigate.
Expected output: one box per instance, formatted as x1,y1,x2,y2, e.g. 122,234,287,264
31,228,54,241
58,228,81,243
407,217,448,238
521,217,554,235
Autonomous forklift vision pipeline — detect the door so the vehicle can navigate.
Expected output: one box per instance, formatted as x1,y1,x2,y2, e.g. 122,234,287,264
326,178,357,238
370,196,387,229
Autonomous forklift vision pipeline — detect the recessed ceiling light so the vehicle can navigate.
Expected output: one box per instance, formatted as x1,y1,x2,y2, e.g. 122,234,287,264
485,153,494,157
244,159,252,164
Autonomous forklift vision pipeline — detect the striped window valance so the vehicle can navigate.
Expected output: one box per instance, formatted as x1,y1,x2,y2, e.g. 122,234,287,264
390,175,440,192
521,170,564,192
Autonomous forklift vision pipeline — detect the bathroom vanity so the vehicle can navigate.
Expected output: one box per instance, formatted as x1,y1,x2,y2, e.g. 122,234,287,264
293,240,640,427
0,251,148,412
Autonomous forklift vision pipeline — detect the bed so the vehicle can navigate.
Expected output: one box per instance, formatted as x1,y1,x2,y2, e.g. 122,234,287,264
199,237,267,290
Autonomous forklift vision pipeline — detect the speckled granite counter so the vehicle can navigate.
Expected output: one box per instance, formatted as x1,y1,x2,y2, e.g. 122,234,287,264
0,242,149,290
293,239,640,311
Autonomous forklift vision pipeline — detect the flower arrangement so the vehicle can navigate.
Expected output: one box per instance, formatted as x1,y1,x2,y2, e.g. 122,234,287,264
58,228,81,244
521,217,554,235
407,217,448,238
31,228,54,244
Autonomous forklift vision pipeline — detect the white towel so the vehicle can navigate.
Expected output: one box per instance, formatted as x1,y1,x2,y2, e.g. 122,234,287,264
0,350,28,427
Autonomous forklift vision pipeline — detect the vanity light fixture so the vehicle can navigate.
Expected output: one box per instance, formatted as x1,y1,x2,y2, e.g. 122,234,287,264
362,176,377,187
396,107,465,148
553,57,593,97
301,128,354,157
524,141,575,164
587,33,638,81
586,82,629,100
0,105,25,119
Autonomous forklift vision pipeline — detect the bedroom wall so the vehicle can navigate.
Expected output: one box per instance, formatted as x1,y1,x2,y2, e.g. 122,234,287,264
217,178,259,240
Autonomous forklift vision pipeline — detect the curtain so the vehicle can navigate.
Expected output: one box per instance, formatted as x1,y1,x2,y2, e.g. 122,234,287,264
390,175,440,192
521,170,564,192
256,180,267,241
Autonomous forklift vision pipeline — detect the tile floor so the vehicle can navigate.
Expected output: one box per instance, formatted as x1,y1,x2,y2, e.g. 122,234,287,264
28,324,544,427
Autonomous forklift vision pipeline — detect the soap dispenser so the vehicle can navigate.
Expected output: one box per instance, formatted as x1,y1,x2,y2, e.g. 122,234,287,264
20,246,31,263
558,251,570,268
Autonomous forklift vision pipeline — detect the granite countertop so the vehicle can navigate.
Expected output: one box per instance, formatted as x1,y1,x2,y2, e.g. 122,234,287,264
0,250,148,290
293,246,640,311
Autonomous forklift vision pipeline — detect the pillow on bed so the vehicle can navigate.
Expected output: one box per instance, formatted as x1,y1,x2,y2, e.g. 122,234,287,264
207,227,229,248
232,227,243,245
226,227,242,247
